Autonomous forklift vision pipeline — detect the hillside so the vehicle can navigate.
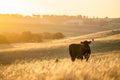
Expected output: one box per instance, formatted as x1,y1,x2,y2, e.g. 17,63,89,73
0,28,120,80
1,14,120,37
0,29,120,64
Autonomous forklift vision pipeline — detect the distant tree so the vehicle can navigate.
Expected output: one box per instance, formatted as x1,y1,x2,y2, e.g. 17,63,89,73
105,16,108,19
2,33,20,43
77,15,82,19
20,31,33,42
42,32,53,39
0,35,9,44
0,31,65,43
83,16,87,19
32,33,43,42
52,32,65,39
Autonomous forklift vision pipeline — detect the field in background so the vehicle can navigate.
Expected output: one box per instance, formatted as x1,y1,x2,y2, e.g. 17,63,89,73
1,14,120,37
0,28,120,80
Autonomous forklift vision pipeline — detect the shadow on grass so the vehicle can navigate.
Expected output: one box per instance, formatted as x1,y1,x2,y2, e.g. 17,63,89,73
0,46,69,65
0,39,120,65
91,39,120,53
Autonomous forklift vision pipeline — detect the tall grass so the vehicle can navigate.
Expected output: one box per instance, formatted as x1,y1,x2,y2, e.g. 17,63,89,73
0,29,120,80
0,51,120,80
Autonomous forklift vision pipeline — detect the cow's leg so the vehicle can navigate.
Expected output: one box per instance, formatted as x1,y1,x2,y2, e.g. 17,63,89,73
69,49,76,62
77,55,83,61
70,54,75,61
85,53,90,61
80,56,83,61
77,56,81,59
71,57,76,62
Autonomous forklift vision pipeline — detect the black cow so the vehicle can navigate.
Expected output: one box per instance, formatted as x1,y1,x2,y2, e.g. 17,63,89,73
69,41,91,61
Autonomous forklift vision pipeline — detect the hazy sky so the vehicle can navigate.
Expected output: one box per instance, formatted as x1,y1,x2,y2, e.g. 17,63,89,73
0,0,120,18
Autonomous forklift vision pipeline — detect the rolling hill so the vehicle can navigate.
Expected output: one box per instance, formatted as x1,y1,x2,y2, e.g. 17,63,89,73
0,28,120,80
0,28,120,64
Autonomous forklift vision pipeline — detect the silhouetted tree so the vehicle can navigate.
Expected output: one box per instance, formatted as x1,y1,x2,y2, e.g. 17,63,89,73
52,32,65,39
0,35,9,44
42,32,53,39
32,33,43,42
20,31,33,42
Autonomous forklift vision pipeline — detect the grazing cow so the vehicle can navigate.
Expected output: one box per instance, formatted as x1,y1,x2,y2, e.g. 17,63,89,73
69,41,91,61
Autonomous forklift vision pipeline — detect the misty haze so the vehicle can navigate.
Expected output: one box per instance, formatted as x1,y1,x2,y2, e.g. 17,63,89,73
0,0,120,80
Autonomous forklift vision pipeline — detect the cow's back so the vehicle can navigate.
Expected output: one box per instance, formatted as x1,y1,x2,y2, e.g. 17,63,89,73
69,44,82,57
69,44,81,52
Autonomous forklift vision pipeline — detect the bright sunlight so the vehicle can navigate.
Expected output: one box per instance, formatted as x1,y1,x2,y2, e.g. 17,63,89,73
0,0,120,80
0,0,120,17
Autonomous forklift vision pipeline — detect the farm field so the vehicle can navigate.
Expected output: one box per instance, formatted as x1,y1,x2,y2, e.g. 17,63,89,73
0,51,120,80
0,28,120,80
0,0,120,80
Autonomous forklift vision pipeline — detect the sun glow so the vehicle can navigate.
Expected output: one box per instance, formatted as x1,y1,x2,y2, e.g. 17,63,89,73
0,0,120,17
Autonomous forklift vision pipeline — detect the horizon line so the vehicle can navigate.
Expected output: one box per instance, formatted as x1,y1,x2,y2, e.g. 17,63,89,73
0,13,120,18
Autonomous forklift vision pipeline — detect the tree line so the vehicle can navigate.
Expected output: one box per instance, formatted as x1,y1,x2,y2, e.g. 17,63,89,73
0,31,65,44
0,14,104,24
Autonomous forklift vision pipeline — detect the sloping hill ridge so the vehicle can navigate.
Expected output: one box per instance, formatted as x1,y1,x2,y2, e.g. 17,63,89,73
68,28,120,41
0,28,120,64
0,28,119,52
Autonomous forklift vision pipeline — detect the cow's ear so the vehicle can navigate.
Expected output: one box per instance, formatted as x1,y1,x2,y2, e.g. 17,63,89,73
88,41,91,44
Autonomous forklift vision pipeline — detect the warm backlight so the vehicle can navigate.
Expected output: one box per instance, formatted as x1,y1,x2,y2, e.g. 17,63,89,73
0,0,120,18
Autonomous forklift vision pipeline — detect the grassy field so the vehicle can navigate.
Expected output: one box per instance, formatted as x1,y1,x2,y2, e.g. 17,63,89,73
0,29,120,80
0,51,120,80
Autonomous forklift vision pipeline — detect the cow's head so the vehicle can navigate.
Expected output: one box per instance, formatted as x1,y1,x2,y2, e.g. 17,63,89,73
81,40,91,45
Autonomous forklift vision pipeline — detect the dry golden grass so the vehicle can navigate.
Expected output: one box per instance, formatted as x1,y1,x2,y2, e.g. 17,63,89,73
0,51,120,80
0,29,120,80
